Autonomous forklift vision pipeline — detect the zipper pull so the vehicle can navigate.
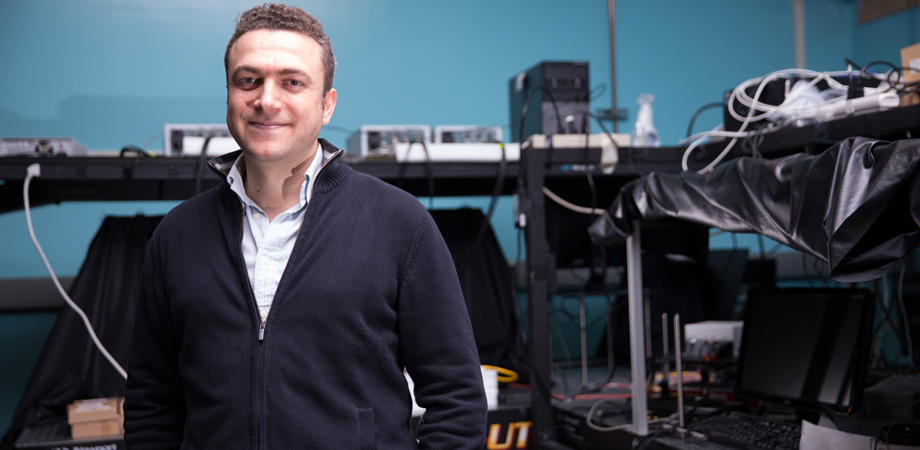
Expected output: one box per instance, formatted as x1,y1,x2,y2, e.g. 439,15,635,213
259,310,268,341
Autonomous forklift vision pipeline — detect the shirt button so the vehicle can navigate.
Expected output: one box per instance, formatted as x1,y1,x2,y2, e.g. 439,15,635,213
253,212,262,220
261,257,270,266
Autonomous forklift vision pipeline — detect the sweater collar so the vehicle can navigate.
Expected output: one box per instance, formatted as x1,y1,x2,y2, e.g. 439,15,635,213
208,138,345,187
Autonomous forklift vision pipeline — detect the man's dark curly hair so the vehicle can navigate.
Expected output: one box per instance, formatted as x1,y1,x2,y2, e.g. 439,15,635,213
224,3,336,93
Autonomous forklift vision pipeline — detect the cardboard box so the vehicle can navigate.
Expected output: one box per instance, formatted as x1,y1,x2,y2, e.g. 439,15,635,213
67,397,124,425
71,419,124,439
902,42,920,83
900,43,920,106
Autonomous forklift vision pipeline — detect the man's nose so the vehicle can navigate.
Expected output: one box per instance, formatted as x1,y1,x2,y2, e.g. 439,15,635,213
255,81,280,111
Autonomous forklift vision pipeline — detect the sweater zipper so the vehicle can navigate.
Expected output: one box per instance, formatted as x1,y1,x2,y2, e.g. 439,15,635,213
252,147,341,449
259,310,268,340
256,148,342,327
237,205,264,450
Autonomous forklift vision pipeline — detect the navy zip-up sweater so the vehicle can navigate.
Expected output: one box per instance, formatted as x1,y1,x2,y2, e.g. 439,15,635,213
124,139,487,449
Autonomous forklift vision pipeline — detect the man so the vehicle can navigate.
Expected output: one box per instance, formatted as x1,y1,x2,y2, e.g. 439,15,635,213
123,4,487,449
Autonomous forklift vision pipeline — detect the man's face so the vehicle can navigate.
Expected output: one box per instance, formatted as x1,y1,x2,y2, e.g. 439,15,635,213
226,29,336,165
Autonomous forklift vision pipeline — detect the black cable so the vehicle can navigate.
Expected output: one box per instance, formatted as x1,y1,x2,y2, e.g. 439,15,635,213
419,139,434,210
195,137,212,196
765,240,785,256
518,87,566,143
633,430,668,450
552,363,571,397
586,295,627,330
549,312,575,388
588,83,608,102
119,145,154,158
813,257,830,288
846,58,903,95
802,252,815,288
686,102,723,139
845,58,866,99
141,130,163,151
458,143,506,275
512,228,526,349
552,295,581,327
741,129,766,159
859,60,902,85
574,110,621,151
399,140,435,210
556,294,625,402
119,145,154,179
872,278,910,358
581,115,609,291
897,263,917,368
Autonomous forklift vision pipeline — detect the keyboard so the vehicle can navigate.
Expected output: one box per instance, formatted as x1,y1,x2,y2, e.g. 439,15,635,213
687,411,801,450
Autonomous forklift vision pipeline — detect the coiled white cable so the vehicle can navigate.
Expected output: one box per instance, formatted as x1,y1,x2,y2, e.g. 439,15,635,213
681,68,895,173
23,163,128,380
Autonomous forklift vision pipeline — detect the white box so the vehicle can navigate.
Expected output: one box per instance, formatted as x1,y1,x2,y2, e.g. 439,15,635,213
346,125,431,157
684,320,744,358
433,125,503,144
163,123,236,156
394,142,520,163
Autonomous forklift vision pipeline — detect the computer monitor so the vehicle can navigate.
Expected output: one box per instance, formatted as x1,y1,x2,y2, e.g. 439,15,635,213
735,287,876,415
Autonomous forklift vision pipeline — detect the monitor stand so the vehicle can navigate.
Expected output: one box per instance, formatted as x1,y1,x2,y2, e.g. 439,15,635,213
818,411,838,429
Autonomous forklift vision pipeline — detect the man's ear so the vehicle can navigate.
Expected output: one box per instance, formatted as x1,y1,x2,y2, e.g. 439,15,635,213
322,88,337,125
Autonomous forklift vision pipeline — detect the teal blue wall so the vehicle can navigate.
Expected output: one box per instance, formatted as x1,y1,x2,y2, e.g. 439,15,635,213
2,0,918,436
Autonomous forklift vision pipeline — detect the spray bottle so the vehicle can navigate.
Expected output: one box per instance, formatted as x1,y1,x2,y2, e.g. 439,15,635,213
633,94,660,147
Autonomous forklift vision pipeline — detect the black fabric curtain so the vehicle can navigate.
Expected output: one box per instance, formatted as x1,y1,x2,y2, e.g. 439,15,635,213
589,137,920,282
4,208,523,447
429,208,524,377
2,215,161,450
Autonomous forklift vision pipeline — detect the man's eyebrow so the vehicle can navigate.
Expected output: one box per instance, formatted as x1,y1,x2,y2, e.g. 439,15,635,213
230,65,261,79
279,68,309,77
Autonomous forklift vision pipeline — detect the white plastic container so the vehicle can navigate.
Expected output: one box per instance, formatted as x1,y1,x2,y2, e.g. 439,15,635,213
633,94,660,147
405,366,500,416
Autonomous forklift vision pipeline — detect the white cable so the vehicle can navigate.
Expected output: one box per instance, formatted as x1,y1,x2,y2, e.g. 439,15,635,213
542,187,605,215
23,163,128,380
681,67,899,173
585,404,677,432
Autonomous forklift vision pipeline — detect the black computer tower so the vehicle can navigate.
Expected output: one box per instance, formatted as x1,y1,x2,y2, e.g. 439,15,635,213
508,61,590,142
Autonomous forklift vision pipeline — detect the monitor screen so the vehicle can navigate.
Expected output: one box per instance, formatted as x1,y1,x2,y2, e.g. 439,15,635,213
735,287,876,415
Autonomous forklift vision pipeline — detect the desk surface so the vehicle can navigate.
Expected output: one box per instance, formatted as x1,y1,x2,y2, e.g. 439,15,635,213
4,103,920,214
0,145,720,213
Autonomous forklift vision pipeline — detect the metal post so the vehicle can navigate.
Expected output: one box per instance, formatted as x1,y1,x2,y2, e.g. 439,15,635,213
608,0,619,133
793,0,807,69
626,220,648,435
521,144,555,443
674,314,685,429
607,297,615,376
661,313,669,395
580,293,589,388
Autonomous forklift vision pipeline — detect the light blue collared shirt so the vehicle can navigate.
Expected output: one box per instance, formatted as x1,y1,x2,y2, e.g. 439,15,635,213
227,142,324,323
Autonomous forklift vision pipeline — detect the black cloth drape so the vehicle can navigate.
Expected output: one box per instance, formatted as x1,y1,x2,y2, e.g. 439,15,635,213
1,215,161,449
430,208,524,376
3,208,523,448
589,137,920,282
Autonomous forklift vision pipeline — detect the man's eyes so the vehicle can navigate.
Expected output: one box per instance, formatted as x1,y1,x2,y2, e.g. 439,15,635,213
234,78,304,89
236,77,259,88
